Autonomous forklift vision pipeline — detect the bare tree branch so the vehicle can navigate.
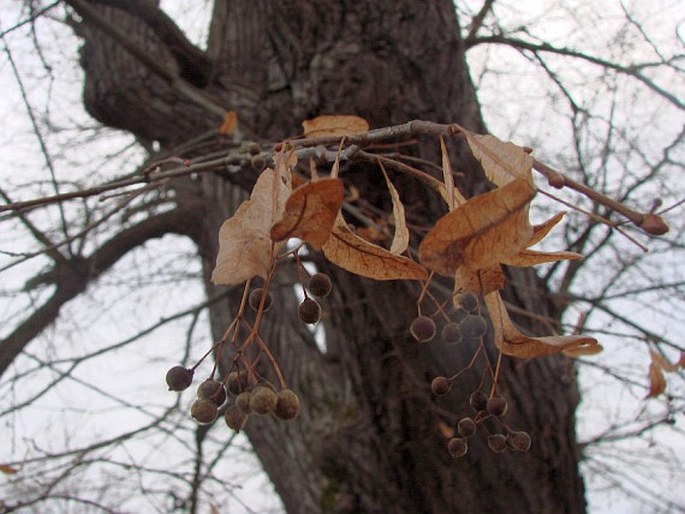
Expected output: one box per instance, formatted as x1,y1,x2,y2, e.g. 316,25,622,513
466,35,685,110
0,208,200,378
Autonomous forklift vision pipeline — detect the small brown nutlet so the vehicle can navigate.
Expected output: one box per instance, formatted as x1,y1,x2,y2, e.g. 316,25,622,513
430,376,452,396
197,379,227,406
191,398,219,424
247,142,261,155
469,391,488,412
250,385,278,415
298,298,322,324
410,316,436,342
457,293,479,313
274,389,301,421
441,322,462,344
251,154,266,172
507,431,532,452
166,365,194,391
307,273,333,298
487,434,508,453
235,391,252,414
457,417,477,438
447,437,468,458
249,288,273,312
226,370,250,395
487,396,508,417
225,405,249,431
459,314,487,337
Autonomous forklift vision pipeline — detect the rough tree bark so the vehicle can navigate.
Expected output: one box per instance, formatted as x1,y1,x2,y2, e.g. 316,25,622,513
69,1,585,513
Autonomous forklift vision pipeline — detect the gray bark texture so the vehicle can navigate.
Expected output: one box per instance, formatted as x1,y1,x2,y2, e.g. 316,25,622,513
73,1,586,513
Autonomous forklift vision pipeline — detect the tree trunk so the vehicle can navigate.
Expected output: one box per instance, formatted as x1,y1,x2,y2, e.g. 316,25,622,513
75,1,586,512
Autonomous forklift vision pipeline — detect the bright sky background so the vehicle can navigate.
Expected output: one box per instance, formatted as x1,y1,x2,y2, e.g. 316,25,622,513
0,1,683,513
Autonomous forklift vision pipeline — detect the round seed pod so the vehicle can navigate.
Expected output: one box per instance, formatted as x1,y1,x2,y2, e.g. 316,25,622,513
441,322,462,344
430,376,452,396
224,405,248,432
307,273,333,298
458,293,479,313
298,298,321,324
250,385,278,415
235,391,252,414
469,391,488,412
487,396,508,417
191,399,218,424
197,379,227,407
247,142,261,155
251,154,266,172
459,314,488,337
249,288,272,312
447,437,468,458
227,370,250,395
410,316,436,342
457,417,477,438
274,389,300,421
487,434,508,453
507,431,532,452
166,366,194,391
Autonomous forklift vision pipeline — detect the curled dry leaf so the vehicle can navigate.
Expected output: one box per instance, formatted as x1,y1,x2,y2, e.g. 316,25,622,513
650,350,683,373
484,292,600,359
419,179,536,276
502,249,583,267
528,212,566,246
379,163,410,255
302,114,370,137
562,343,604,357
439,137,466,210
270,178,344,250
322,215,428,281
464,131,534,187
646,355,667,399
0,463,18,475
645,350,684,398
211,168,291,285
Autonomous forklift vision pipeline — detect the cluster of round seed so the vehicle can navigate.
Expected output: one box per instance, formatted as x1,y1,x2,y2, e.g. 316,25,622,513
165,366,301,431
224,378,301,431
191,379,227,424
445,390,531,458
410,293,489,345
297,272,332,324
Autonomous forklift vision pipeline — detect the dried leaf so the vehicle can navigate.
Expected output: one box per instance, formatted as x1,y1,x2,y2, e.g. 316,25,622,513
211,169,291,285
465,132,534,187
528,212,566,246
270,178,344,250
484,292,600,358
0,464,18,475
502,249,583,267
322,215,428,281
218,111,238,135
650,351,683,373
419,179,536,275
439,137,466,210
562,344,604,357
379,163,409,255
453,265,505,298
646,355,667,399
302,115,369,137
